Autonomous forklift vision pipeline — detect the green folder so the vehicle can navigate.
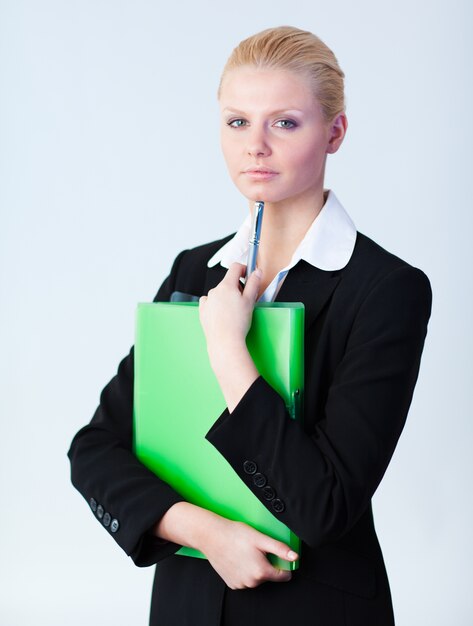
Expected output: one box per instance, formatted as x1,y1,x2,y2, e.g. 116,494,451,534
133,301,304,570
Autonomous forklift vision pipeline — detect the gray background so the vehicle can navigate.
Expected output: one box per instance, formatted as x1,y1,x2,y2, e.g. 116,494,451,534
1,0,471,624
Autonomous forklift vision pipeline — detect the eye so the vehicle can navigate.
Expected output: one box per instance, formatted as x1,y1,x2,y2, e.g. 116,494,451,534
227,119,247,128
274,119,297,129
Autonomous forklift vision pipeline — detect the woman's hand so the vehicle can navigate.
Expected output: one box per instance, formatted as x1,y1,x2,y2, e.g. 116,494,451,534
200,515,298,590
154,502,298,590
199,262,261,353
199,263,263,412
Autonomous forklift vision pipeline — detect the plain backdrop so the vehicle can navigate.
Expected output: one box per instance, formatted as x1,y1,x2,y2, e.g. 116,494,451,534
1,1,472,624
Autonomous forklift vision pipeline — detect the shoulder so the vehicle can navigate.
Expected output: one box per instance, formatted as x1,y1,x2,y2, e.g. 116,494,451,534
337,231,432,321
176,233,234,274
344,231,431,288
157,233,233,299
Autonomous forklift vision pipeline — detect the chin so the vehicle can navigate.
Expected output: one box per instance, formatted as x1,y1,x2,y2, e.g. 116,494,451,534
246,193,290,205
237,185,287,204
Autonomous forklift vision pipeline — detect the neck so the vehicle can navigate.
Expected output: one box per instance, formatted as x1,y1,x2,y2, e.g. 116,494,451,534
248,187,327,276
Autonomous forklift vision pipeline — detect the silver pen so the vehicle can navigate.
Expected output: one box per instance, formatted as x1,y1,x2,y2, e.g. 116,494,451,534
245,200,265,282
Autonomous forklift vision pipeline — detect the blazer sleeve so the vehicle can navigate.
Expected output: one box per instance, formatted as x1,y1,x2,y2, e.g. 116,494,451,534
205,265,433,548
67,249,189,567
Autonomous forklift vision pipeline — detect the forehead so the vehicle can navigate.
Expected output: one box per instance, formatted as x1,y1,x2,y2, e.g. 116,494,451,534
219,66,318,112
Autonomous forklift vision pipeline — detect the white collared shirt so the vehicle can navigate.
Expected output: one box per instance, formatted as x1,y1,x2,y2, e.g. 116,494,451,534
207,189,357,302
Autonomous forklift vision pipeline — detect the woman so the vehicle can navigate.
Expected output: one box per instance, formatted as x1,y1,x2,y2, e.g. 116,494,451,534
68,26,432,625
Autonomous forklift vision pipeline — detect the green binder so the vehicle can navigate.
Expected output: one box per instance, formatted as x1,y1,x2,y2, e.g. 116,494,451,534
133,301,304,570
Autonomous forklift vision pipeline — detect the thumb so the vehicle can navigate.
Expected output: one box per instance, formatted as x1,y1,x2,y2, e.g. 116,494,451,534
243,267,262,302
267,566,293,583
261,537,297,583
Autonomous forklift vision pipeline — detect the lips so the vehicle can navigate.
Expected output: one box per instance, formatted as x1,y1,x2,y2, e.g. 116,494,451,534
244,167,278,174
243,167,279,181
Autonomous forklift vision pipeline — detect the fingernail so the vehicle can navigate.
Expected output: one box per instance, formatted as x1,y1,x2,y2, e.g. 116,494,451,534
254,268,262,278
287,550,298,560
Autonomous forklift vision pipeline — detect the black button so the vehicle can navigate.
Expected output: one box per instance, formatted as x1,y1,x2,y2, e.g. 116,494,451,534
103,512,111,527
96,505,104,519
253,473,267,488
262,486,275,500
243,460,257,475
110,519,120,533
271,498,285,513
89,498,97,512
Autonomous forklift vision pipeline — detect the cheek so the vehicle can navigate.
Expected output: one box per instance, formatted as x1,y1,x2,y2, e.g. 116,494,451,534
221,137,239,171
288,138,326,177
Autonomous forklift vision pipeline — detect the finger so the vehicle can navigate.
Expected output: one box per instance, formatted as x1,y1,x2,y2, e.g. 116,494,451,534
242,267,262,303
199,295,207,305
264,566,293,584
259,536,299,564
222,262,246,285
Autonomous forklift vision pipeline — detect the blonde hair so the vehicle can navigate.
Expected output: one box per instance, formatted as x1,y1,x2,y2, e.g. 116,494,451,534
217,25,345,123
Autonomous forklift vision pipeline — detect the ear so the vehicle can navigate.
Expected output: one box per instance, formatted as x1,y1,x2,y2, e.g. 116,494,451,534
326,113,348,154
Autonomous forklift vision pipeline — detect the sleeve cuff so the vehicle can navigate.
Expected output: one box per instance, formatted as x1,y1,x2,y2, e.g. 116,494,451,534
205,375,277,439
129,517,184,567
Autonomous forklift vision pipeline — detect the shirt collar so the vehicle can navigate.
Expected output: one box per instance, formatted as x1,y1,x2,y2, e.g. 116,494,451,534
207,189,357,272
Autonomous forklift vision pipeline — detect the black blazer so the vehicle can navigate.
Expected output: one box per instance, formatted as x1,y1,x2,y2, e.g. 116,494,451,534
67,230,432,626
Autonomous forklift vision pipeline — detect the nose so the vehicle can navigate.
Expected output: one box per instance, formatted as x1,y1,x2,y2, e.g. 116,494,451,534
246,125,271,158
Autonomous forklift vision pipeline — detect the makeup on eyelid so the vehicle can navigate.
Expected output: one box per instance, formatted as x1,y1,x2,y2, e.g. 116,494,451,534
227,119,298,130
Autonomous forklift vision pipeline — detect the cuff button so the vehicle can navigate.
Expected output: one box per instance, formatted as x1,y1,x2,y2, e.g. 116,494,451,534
110,519,120,533
271,498,285,513
253,473,267,488
96,505,104,519
89,498,97,513
103,512,111,527
243,460,257,475
262,486,275,501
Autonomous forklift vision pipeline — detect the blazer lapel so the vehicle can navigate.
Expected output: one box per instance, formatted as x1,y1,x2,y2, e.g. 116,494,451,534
275,260,342,330
204,265,227,293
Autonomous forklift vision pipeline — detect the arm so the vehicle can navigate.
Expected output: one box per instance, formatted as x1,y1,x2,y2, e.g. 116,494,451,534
67,250,189,567
198,263,262,411
153,501,297,589
202,264,433,547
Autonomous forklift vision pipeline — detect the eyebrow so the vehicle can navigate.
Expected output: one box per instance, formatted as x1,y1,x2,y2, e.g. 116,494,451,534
222,108,305,116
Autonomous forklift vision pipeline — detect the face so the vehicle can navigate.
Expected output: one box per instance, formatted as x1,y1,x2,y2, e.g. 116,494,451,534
219,66,346,206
